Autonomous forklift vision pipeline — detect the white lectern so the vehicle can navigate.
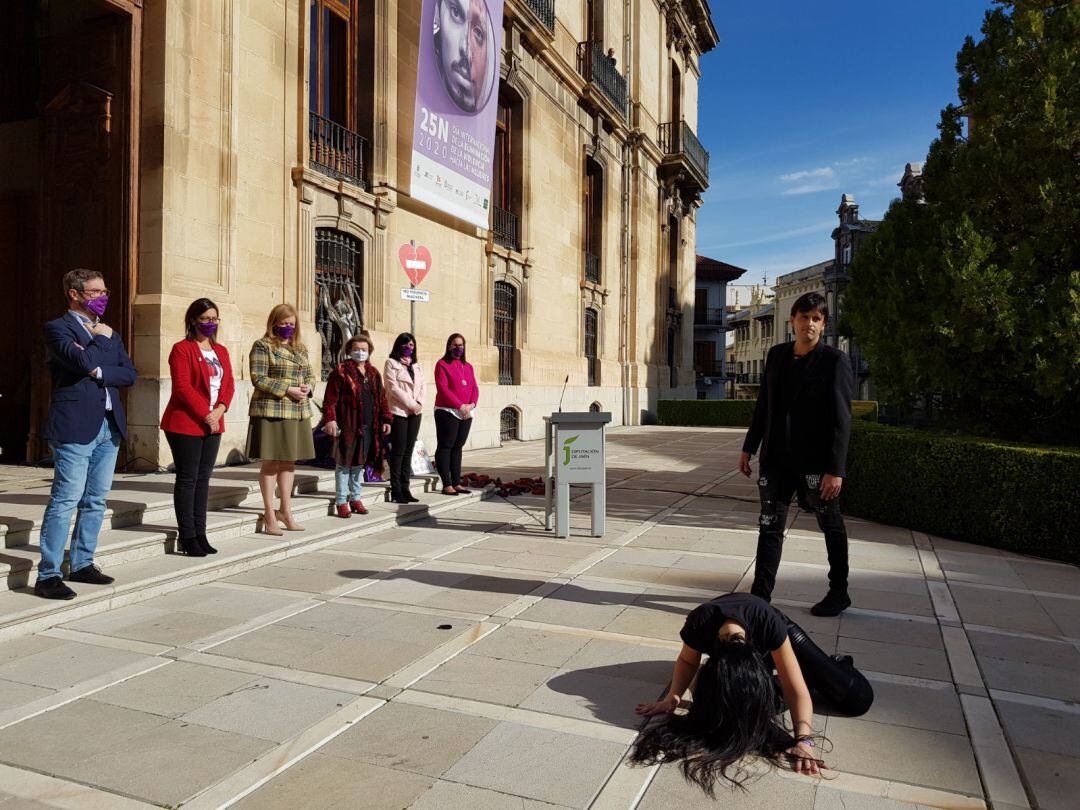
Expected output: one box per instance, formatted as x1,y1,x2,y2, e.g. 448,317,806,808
544,412,611,538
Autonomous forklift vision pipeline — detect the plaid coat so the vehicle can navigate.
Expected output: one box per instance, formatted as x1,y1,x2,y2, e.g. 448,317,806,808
248,337,316,420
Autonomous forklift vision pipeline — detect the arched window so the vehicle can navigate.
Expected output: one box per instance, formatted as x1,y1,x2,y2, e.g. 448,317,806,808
584,307,599,386
589,401,601,413
494,281,517,385
315,228,363,379
500,407,520,442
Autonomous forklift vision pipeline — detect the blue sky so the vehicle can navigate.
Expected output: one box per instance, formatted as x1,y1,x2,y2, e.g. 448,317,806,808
695,0,995,294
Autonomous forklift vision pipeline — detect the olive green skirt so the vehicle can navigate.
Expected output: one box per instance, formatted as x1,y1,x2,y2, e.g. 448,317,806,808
246,417,316,462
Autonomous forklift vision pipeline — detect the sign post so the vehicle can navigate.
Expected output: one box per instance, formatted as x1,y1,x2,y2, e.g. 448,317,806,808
398,241,431,335
544,411,611,538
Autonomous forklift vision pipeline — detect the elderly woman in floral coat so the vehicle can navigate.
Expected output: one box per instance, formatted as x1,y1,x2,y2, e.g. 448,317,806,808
320,333,392,518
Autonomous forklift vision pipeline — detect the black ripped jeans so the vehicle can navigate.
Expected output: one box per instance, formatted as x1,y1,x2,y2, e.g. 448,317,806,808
781,615,874,717
750,466,848,601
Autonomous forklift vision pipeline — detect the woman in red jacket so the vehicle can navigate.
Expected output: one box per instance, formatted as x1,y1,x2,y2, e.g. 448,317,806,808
433,333,479,495
321,333,392,518
160,298,235,556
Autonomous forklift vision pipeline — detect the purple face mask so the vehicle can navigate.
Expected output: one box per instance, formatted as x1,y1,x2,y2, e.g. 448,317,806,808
451,346,464,358
400,345,414,358
84,295,108,318
197,322,218,338
274,323,296,340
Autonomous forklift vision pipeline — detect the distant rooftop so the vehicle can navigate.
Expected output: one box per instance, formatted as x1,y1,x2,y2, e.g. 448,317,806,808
696,255,749,283
775,259,833,287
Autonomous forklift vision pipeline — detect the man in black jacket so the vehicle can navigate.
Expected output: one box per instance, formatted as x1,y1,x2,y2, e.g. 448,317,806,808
739,292,854,617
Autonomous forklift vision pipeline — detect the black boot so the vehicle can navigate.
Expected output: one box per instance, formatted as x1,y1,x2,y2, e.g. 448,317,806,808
178,537,207,557
810,590,851,617
196,534,218,555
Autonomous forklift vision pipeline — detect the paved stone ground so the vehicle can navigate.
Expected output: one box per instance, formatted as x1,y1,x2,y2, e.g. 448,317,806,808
0,426,1077,809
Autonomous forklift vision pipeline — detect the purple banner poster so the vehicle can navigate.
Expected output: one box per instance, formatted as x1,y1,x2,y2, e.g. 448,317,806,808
410,0,506,229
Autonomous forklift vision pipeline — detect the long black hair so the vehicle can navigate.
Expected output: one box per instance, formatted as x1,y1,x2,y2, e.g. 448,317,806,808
442,332,467,364
389,332,417,362
183,298,219,342
630,641,795,796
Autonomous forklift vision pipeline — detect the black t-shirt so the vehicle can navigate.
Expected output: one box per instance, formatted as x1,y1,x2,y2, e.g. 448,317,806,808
764,348,810,468
679,593,788,656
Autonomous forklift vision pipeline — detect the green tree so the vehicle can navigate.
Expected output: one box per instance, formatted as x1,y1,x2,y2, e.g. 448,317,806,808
845,0,1079,442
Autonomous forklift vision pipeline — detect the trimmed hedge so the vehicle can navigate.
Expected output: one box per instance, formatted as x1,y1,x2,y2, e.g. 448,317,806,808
655,400,1079,563
657,399,757,427
657,399,879,427
843,424,1080,564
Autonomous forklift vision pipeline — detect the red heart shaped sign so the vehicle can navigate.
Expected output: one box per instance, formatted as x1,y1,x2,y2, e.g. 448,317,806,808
398,243,432,287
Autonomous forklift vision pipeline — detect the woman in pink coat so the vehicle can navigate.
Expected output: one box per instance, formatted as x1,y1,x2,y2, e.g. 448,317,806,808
433,333,479,495
383,332,427,503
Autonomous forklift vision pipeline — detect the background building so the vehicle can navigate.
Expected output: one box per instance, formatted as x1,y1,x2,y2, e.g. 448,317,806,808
693,255,746,399
0,0,718,466
829,194,880,399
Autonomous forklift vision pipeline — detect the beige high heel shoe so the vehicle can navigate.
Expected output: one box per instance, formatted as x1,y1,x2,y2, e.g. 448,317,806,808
256,514,283,537
276,509,305,531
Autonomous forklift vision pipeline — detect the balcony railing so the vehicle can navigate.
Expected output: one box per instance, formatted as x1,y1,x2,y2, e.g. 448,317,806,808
492,205,520,252
522,0,555,31
584,251,600,284
309,112,369,190
659,121,710,188
694,307,725,326
577,42,628,119
731,373,762,385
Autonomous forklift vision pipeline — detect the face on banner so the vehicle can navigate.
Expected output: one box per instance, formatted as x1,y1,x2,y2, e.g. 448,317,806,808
434,0,495,114
411,0,506,229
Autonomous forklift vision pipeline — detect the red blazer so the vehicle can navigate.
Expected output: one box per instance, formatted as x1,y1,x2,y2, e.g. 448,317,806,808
160,339,236,436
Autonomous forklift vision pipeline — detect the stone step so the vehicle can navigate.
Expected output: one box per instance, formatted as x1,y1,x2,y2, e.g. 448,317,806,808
0,464,342,549
0,485,489,643
0,487,382,591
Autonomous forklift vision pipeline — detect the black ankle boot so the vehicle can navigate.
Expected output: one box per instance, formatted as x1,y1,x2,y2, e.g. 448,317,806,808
178,537,207,557
196,534,218,555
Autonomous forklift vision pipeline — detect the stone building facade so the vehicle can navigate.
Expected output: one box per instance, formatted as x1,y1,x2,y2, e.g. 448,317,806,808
0,0,718,466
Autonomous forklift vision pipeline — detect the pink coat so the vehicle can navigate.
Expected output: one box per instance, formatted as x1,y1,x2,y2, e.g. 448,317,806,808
434,358,479,411
384,357,427,417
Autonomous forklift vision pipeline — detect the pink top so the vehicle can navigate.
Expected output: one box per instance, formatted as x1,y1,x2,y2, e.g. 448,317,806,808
434,358,479,411
384,357,428,417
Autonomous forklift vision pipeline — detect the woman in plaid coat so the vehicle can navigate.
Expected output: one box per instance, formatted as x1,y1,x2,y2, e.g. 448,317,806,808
321,333,392,518
246,303,316,536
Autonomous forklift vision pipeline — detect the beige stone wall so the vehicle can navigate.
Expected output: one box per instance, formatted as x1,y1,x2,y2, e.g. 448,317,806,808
132,0,713,467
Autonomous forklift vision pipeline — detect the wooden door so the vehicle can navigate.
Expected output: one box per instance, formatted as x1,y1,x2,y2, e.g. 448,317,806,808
27,7,138,461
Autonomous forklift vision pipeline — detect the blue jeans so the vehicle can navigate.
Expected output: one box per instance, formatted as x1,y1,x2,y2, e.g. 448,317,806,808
334,466,363,504
38,417,121,580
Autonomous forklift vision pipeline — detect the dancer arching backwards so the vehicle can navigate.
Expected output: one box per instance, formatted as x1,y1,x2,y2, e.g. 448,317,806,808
631,592,874,795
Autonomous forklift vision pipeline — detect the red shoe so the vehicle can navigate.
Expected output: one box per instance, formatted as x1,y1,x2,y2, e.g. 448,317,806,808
350,500,368,515
335,503,351,518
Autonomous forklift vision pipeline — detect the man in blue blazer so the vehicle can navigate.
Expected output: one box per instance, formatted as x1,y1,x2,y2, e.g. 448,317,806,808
36,269,137,599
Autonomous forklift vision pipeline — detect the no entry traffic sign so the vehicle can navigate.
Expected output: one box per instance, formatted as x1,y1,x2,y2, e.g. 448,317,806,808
398,243,432,287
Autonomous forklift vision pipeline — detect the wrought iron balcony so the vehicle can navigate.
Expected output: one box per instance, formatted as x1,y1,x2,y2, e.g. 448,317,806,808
658,121,709,191
577,42,628,120
309,112,369,190
694,307,725,326
522,0,555,31
584,251,600,284
491,205,520,252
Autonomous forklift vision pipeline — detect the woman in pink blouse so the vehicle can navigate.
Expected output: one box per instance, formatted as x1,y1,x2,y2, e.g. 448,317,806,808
384,332,427,503
433,333,479,495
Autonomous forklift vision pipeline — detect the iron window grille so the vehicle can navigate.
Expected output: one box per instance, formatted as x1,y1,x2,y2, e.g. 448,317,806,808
494,281,517,385
315,229,364,380
500,407,520,441
584,307,599,387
